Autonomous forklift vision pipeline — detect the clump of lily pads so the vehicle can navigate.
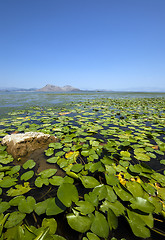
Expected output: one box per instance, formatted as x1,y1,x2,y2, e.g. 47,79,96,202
0,97,165,239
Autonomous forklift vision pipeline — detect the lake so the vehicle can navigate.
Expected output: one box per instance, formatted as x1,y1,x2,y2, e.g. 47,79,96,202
1,91,165,117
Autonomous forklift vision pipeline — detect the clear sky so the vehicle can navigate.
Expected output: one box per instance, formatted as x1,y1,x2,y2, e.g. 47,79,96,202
0,0,165,91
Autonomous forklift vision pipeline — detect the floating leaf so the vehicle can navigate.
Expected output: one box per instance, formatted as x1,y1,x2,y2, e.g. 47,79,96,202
23,159,36,169
74,201,95,214
90,211,109,238
135,153,150,161
21,170,34,181
45,148,54,156
9,195,25,206
67,213,91,233
107,208,118,230
7,182,31,196
4,211,26,228
80,176,100,188
0,202,10,214
49,176,64,186
57,183,79,207
42,218,57,235
130,197,155,213
39,169,57,179
126,181,144,198
46,198,66,216
35,177,49,188
0,177,17,188
86,232,100,240
126,209,151,238
18,196,36,214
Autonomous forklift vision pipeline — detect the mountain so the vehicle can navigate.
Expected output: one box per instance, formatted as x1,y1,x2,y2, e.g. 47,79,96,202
37,84,81,92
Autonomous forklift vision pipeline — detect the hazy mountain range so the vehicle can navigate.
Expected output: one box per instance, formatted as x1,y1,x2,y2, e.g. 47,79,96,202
0,85,165,92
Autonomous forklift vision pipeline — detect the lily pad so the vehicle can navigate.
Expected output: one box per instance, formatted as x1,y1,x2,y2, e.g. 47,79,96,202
67,213,92,233
4,211,26,228
90,211,109,238
57,183,79,207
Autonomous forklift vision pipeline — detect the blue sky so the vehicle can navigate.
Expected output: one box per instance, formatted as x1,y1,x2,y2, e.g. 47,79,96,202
0,0,165,91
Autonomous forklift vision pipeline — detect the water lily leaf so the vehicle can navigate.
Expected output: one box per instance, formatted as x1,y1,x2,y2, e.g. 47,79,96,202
151,173,165,186
4,211,26,228
80,176,100,188
45,148,54,156
67,213,92,233
0,177,17,188
86,232,100,240
7,182,31,196
107,208,118,230
47,156,59,163
8,165,21,176
65,151,79,161
18,196,36,214
130,197,155,213
71,164,84,173
49,142,63,149
126,181,144,198
57,183,79,207
35,177,49,188
105,174,119,186
157,187,165,199
34,199,50,215
0,202,10,214
126,209,151,238
81,150,89,157
90,211,109,238
46,198,66,216
9,195,25,206
39,169,57,179
74,201,95,214
21,170,34,181
113,184,132,201
42,218,57,235
146,196,163,214
135,153,150,161
160,159,165,165
49,176,64,186
84,192,99,207
120,151,131,158
23,159,36,169
100,200,125,216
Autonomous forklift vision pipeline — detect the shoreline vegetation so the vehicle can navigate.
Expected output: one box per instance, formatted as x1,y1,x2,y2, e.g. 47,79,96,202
0,92,165,239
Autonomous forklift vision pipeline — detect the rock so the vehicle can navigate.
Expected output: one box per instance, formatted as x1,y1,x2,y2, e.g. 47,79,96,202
1,132,57,159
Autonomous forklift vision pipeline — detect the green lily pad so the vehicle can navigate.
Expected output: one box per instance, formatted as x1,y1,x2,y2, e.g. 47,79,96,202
86,232,100,240
90,211,109,238
7,182,32,196
57,183,79,207
0,202,10,214
35,177,49,188
42,218,57,235
23,159,36,169
9,195,25,206
39,169,57,179
74,201,95,214
126,181,144,198
126,209,151,238
107,208,118,230
130,197,155,213
4,211,26,228
135,152,150,161
45,148,54,156
46,197,66,216
67,213,92,233
18,196,36,214
20,170,34,181
80,176,100,188
0,177,17,188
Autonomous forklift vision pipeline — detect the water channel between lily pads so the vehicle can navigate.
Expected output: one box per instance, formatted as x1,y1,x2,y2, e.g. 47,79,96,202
0,91,165,240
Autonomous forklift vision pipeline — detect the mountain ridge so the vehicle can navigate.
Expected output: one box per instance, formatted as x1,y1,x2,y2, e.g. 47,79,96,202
37,84,81,92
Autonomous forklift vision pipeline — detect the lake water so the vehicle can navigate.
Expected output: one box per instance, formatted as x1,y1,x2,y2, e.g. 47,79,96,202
1,91,165,117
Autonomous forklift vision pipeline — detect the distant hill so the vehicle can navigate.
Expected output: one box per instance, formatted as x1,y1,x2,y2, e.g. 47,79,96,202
37,84,81,92
0,87,37,92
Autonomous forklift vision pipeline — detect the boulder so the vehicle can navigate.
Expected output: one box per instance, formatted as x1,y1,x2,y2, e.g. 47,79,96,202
1,132,57,159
